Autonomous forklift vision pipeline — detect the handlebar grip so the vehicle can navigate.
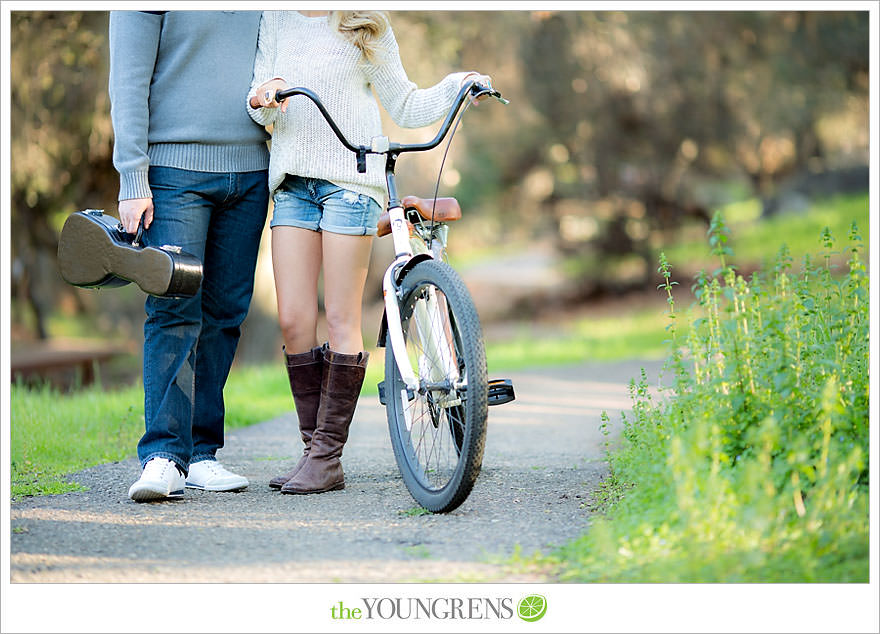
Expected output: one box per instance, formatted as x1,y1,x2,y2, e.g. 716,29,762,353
250,87,287,110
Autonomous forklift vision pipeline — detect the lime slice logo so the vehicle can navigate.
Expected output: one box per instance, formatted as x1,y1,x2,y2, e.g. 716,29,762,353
517,594,547,622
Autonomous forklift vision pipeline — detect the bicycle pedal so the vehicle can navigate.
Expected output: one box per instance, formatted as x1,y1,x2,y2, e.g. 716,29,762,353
487,378,515,406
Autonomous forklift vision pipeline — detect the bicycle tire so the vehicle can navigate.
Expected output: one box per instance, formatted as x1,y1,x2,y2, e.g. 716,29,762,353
384,259,488,513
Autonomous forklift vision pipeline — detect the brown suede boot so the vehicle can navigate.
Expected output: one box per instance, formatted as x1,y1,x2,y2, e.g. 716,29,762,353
281,348,369,494
269,345,324,489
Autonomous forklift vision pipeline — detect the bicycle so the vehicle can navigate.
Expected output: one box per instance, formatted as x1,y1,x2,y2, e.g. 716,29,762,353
258,79,515,513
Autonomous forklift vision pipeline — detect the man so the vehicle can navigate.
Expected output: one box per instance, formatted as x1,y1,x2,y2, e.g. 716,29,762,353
109,10,270,501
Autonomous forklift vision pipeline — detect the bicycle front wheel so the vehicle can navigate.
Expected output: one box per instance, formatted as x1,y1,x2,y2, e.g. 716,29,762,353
385,259,488,513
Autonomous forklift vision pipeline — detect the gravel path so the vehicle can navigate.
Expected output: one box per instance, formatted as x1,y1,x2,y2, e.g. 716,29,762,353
10,359,664,583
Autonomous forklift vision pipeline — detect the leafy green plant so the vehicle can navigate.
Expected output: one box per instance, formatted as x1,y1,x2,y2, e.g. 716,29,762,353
550,215,869,582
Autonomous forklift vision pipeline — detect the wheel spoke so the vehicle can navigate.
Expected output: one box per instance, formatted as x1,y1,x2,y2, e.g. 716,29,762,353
406,289,455,489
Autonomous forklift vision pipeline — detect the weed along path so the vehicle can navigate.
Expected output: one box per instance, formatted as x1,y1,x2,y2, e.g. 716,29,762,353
10,359,663,583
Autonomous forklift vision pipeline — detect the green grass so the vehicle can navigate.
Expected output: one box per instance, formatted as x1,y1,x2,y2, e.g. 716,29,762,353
11,382,145,498
539,214,869,582
9,355,384,500
222,362,316,429
485,308,668,374
398,506,432,517
662,192,868,272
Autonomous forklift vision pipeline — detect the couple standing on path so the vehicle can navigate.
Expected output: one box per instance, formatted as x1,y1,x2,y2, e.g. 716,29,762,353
112,10,492,502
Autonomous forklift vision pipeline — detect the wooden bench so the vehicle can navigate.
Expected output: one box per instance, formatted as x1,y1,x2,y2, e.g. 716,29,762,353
11,341,131,388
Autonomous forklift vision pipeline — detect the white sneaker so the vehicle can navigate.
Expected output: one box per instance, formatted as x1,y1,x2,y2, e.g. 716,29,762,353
128,457,185,502
186,460,248,492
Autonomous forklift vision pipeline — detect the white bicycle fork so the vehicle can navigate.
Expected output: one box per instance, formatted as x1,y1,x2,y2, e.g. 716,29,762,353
382,205,461,418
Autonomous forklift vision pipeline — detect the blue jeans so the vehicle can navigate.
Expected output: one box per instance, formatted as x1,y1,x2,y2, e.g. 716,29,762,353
137,166,269,473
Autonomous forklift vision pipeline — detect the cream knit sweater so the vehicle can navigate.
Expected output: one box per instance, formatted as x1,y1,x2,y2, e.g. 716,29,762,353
247,11,474,208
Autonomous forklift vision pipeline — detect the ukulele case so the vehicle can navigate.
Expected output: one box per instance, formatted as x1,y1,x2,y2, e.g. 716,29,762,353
57,209,202,298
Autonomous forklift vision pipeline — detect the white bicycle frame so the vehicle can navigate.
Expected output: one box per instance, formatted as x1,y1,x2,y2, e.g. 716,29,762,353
381,203,461,408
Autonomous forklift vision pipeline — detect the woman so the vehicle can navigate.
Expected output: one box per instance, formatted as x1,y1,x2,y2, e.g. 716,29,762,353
247,10,490,495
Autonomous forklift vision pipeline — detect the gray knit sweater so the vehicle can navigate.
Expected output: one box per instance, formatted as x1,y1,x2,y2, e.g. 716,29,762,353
247,11,474,208
109,10,270,201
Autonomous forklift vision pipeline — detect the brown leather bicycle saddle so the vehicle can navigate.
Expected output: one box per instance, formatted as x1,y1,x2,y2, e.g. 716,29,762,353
376,196,462,237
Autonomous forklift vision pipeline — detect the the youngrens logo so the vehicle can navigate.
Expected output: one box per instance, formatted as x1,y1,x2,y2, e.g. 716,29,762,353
517,594,547,622
330,594,547,622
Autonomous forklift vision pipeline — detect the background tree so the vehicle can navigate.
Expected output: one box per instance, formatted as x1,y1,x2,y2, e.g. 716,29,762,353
10,11,117,339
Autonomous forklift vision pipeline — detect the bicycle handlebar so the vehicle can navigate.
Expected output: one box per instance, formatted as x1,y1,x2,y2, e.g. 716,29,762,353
250,80,507,162
257,86,364,154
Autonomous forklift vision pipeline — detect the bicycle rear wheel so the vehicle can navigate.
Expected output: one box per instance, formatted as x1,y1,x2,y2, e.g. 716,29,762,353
384,259,488,513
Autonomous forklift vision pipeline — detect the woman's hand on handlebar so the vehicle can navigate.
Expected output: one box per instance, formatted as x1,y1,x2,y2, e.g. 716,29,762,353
461,73,494,106
250,78,291,112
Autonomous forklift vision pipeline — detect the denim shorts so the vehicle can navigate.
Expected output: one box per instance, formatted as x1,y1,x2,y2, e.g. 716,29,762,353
271,175,381,236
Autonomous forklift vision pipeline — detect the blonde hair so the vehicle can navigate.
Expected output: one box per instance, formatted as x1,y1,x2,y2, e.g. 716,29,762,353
329,11,389,63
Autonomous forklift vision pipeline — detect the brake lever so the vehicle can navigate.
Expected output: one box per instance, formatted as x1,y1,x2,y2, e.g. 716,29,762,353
470,83,510,106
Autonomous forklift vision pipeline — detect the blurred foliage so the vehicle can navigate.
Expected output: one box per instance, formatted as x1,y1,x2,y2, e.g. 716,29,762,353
8,9,869,351
447,11,867,294
10,12,119,339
